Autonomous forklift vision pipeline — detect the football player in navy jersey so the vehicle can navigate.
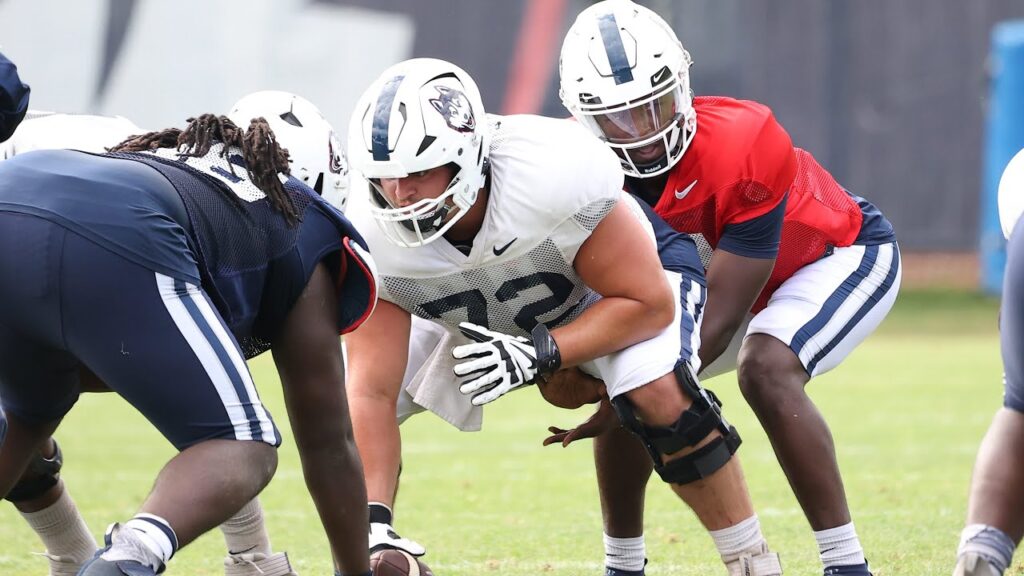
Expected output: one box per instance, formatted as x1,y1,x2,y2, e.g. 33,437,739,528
0,111,376,576
0,50,30,142
1,92,352,576
953,149,1024,576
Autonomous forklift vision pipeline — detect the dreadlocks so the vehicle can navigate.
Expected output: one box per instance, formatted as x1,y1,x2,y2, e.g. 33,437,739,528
110,114,300,224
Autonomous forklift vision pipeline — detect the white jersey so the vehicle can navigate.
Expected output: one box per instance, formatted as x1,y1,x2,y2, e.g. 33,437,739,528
349,114,638,338
0,111,144,160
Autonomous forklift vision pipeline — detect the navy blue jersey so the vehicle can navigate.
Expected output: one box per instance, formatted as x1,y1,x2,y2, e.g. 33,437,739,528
0,51,30,142
629,194,706,287
0,148,376,358
848,191,896,246
1003,220,1024,412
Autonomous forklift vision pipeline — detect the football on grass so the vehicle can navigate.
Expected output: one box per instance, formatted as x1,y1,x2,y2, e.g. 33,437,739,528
370,549,435,576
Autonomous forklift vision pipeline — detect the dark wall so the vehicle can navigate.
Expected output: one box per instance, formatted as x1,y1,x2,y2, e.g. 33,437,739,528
86,0,1024,250
565,0,1024,251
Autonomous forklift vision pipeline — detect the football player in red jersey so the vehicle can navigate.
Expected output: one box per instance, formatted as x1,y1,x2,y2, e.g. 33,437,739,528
558,2,900,576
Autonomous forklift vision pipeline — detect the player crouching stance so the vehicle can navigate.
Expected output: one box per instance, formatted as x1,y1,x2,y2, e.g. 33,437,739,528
952,149,1024,576
0,91,352,576
343,57,783,575
0,111,375,575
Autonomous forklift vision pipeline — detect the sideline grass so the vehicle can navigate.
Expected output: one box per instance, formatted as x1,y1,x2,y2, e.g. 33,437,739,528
0,290,1005,575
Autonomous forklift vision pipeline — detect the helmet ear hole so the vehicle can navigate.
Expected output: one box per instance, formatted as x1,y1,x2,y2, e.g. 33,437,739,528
313,173,325,195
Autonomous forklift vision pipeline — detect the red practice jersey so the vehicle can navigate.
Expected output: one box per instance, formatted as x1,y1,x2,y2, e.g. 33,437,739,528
650,96,864,312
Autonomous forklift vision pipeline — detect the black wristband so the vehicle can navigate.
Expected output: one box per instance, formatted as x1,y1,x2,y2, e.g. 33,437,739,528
368,502,393,525
531,323,562,377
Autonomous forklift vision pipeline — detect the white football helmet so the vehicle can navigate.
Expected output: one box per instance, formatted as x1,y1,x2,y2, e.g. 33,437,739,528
559,0,696,179
348,58,490,247
999,147,1024,240
228,91,349,211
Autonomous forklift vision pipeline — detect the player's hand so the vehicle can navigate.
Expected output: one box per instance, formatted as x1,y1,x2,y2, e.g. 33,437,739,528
369,521,426,556
537,367,605,409
543,397,619,447
453,322,538,406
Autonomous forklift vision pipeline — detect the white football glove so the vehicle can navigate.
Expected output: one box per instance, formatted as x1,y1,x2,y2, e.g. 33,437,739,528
369,521,426,556
452,322,539,406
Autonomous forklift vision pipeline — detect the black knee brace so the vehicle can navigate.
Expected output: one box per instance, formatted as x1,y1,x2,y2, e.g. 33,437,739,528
6,439,63,502
611,362,741,485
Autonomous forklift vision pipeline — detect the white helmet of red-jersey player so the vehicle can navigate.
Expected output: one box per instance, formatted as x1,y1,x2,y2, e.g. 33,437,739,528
228,91,349,211
559,0,696,179
999,147,1024,240
348,57,490,248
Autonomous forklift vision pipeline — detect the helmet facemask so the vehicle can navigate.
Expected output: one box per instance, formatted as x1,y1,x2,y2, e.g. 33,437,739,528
365,164,477,247
575,75,695,178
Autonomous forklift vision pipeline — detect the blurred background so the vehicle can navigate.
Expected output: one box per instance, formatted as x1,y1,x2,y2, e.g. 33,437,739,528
3,0,1024,293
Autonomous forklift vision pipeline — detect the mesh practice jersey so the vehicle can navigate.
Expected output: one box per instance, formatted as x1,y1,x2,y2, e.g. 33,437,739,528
645,96,894,312
348,114,640,338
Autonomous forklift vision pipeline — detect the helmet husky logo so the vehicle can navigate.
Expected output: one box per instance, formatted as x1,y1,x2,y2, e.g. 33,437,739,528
429,85,476,133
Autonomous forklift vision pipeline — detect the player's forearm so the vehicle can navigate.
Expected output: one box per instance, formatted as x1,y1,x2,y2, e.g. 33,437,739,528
298,438,370,575
697,306,743,369
348,393,403,507
552,295,673,367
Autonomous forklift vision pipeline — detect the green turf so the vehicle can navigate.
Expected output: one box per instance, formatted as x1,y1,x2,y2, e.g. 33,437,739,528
0,290,1008,575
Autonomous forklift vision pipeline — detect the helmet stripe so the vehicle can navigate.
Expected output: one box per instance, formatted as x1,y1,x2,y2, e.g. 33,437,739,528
371,75,405,161
597,12,633,85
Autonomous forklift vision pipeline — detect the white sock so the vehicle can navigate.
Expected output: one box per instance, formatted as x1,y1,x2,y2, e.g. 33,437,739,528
603,533,646,572
709,515,765,561
19,487,97,574
958,524,1015,574
815,522,866,568
220,498,272,556
101,514,178,572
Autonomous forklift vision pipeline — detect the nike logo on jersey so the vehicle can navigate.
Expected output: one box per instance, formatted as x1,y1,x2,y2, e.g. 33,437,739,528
675,179,698,199
493,238,517,256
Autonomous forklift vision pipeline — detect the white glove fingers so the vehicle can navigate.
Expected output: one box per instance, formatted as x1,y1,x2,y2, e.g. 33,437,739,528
453,357,497,377
452,342,490,360
459,371,500,394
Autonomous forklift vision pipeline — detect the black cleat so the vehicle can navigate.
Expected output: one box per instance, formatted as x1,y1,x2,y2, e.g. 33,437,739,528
823,561,872,576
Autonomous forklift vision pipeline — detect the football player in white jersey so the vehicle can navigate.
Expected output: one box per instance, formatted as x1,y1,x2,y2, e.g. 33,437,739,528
343,57,783,575
1,93,348,576
953,148,1024,576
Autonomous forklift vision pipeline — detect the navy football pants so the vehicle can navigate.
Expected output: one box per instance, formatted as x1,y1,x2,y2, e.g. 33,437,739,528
0,213,279,450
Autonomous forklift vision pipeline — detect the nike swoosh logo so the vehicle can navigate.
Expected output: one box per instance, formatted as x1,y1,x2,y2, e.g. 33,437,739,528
675,179,698,199
653,68,668,84
493,238,517,256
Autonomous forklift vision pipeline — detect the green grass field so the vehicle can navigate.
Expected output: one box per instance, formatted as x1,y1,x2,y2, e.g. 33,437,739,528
0,290,1009,576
